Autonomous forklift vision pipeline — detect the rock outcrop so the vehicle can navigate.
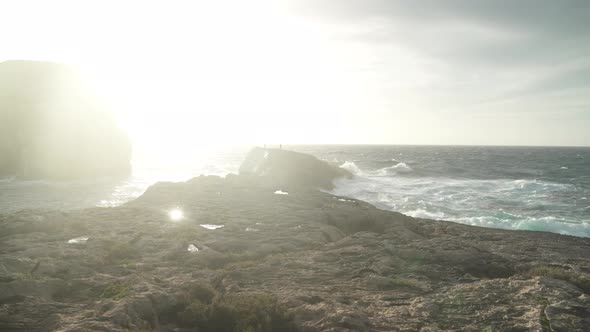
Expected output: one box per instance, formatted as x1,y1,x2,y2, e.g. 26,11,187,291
239,147,352,189
1,151,590,331
0,60,131,179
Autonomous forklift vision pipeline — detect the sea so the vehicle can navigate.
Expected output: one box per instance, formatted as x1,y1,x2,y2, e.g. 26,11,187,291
1,145,589,237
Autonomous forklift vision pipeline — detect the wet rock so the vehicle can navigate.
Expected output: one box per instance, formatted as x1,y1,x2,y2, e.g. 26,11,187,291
239,147,352,189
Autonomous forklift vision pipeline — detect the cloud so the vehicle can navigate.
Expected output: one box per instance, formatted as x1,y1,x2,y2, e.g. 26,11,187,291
290,0,590,38
288,0,590,100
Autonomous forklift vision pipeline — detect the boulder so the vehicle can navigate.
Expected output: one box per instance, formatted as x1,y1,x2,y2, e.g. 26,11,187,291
0,60,131,179
239,147,352,189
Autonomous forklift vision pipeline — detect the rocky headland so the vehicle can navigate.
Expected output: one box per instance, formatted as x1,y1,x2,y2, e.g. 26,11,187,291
0,60,131,180
1,148,589,331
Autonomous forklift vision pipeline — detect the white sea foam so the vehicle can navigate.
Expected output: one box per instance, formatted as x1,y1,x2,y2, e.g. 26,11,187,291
391,162,413,173
405,209,446,220
375,162,413,176
506,179,572,192
274,190,289,195
331,171,589,237
451,215,590,237
340,161,362,175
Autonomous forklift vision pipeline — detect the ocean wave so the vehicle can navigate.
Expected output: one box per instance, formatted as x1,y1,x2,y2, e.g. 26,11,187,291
506,179,572,192
340,161,363,175
404,209,446,220
339,160,414,177
332,172,588,235
375,162,413,176
451,215,590,237
377,158,399,164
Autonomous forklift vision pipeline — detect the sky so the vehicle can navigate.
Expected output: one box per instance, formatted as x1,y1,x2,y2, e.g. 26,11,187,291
1,0,589,147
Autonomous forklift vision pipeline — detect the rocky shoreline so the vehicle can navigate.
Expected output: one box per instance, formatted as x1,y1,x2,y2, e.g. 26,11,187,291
1,149,589,331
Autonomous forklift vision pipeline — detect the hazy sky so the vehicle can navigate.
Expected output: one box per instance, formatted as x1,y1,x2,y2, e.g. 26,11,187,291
1,0,589,147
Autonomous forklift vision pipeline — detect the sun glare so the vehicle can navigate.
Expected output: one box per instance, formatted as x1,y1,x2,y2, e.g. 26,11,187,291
63,1,381,151
1,0,389,152
168,208,184,221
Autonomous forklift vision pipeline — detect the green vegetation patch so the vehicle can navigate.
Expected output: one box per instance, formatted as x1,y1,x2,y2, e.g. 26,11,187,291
532,295,549,306
176,282,297,332
100,280,132,300
181,282,216,304
14,272,35,280
527,265,590,294
105,242,141,264
539,304,551,332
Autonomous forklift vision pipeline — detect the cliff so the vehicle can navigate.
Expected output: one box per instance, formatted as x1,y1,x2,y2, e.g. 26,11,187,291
0,149,589,331
0,60,131,179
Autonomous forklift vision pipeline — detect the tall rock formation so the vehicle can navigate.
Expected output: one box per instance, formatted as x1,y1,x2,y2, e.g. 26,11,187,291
239,147,352,189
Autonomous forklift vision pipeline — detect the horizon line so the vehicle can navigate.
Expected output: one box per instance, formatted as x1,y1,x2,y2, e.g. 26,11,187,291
227,143,590,148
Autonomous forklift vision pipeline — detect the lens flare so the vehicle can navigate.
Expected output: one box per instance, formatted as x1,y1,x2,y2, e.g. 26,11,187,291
169,208,184,221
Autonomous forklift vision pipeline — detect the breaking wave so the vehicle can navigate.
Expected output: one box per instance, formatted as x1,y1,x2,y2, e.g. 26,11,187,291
375,162,413,176
331,170,590,238
339,161,414,177
339,161,363,175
